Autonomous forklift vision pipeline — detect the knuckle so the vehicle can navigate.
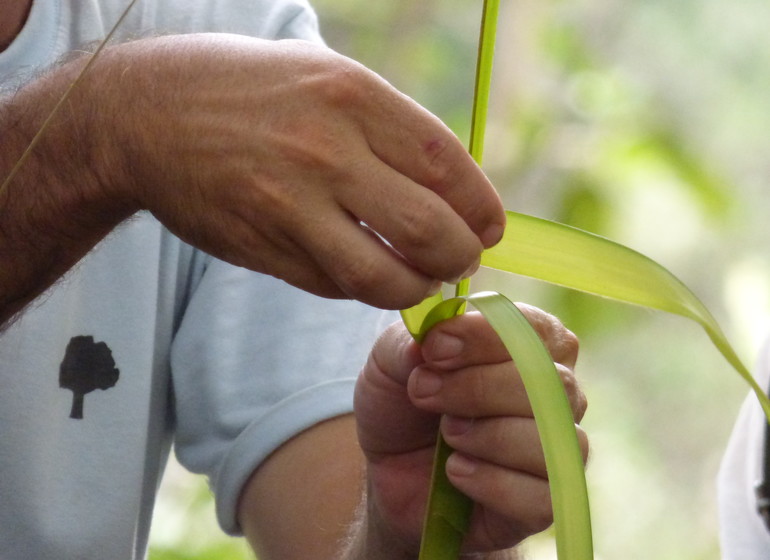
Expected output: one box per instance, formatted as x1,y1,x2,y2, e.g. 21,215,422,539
395,198,480,280
334,252,383,300
467,371,494,412
557,365,587,421
559,327,580,361
517,303,580,364
576,391,588,422
331,250,422,310
313,58,370,109
576,427,591,464
419,137,463,191
557,365,578,395
398,197,444,247
523,499,555,535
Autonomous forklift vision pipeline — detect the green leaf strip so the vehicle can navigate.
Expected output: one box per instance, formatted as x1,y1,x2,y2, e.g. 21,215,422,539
468,0,500,166
482,210,770,420
413,298,472,560
456,0,499,301
467,292,593,560
410,294,593,560
401,292,446,342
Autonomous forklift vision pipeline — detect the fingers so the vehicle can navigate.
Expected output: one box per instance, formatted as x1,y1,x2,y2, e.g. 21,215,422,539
364,321,423,388
407,305,587,427
419,308,580,372
443,418,590,550
403,308,588,550
442,416,590,476
450,465,555,545
293,204,445,309
353,322,437,457
409,361,586,423
337,157,485,285
515,302,580,369
352,72,507,249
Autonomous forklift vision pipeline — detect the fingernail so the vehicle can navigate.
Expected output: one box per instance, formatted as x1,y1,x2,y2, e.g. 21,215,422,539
447,257,480,285
428,332,463,362
446,453,477,477
481,223,505,248
443,415,473,436
412,369,443,398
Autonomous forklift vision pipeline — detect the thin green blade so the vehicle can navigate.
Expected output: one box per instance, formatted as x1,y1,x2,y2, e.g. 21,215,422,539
455,0,499,300
412,294,592,560
468,292,592,560
482,210,770,420
467,0,499,166
410,298,473,560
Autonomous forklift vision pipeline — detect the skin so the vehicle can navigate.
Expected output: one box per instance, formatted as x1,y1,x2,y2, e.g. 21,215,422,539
0,33,505,324
240,308,587,559
0,0,31,51
1,5,587,558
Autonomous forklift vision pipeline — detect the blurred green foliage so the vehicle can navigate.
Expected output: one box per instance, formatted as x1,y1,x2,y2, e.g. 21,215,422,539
149,1,770,559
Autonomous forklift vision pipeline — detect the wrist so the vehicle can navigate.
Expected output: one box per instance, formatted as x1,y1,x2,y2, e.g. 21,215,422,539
1,52,139,232
337,479,522,560
341,483,417,560
0,55,138,322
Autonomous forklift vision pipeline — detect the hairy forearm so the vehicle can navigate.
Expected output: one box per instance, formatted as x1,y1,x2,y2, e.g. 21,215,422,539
0,55,136,326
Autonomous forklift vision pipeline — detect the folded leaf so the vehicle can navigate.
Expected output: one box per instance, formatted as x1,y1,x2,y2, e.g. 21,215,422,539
405,294,592,560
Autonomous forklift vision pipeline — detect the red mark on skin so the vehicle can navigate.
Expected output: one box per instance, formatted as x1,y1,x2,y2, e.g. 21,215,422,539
421,138,453,191
423,138,447,158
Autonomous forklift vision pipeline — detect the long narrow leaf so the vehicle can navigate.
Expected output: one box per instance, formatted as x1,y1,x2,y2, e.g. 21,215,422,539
456,0,499,300
410,2,501,554
409,294,592,560
412,298,472,560
468,292,592,560
482,210,770,419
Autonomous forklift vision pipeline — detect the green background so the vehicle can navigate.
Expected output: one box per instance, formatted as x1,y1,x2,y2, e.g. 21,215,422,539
149,1,770,558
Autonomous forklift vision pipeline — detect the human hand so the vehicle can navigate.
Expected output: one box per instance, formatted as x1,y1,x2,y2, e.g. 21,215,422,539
352,306,588,556
77,34,504,309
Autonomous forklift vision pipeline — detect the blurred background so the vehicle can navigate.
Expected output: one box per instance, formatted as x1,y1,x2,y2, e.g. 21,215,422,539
149,1,770,558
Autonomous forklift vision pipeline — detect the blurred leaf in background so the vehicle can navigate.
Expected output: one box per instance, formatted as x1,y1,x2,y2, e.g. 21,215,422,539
149,458,253,560
150,1,770,558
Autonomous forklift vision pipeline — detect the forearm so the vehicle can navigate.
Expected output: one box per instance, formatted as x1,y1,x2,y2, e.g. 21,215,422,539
0,55,136,325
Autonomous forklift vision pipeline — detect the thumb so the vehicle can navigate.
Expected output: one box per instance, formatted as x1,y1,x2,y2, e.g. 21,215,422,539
354,322,436,456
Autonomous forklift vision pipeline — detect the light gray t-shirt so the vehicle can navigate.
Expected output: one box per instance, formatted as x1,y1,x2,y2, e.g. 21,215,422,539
0,2,395,558
718,340,770,558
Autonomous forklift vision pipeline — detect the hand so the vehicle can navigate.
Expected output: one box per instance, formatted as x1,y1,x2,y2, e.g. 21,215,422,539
352,306,588,555
79,34,505,309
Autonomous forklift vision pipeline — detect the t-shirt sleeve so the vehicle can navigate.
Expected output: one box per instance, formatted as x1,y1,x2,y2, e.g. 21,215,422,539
145,0,325,45
148,0,370,536
169,257,398,534
717,339,770,558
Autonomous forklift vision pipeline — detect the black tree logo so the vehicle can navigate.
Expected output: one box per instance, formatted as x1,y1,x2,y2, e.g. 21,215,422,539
59,336,120,419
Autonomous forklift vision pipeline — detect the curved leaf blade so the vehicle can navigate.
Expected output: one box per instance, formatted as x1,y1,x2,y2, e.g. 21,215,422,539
467,292,592,560
482,210,770,420
412,294,592,560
